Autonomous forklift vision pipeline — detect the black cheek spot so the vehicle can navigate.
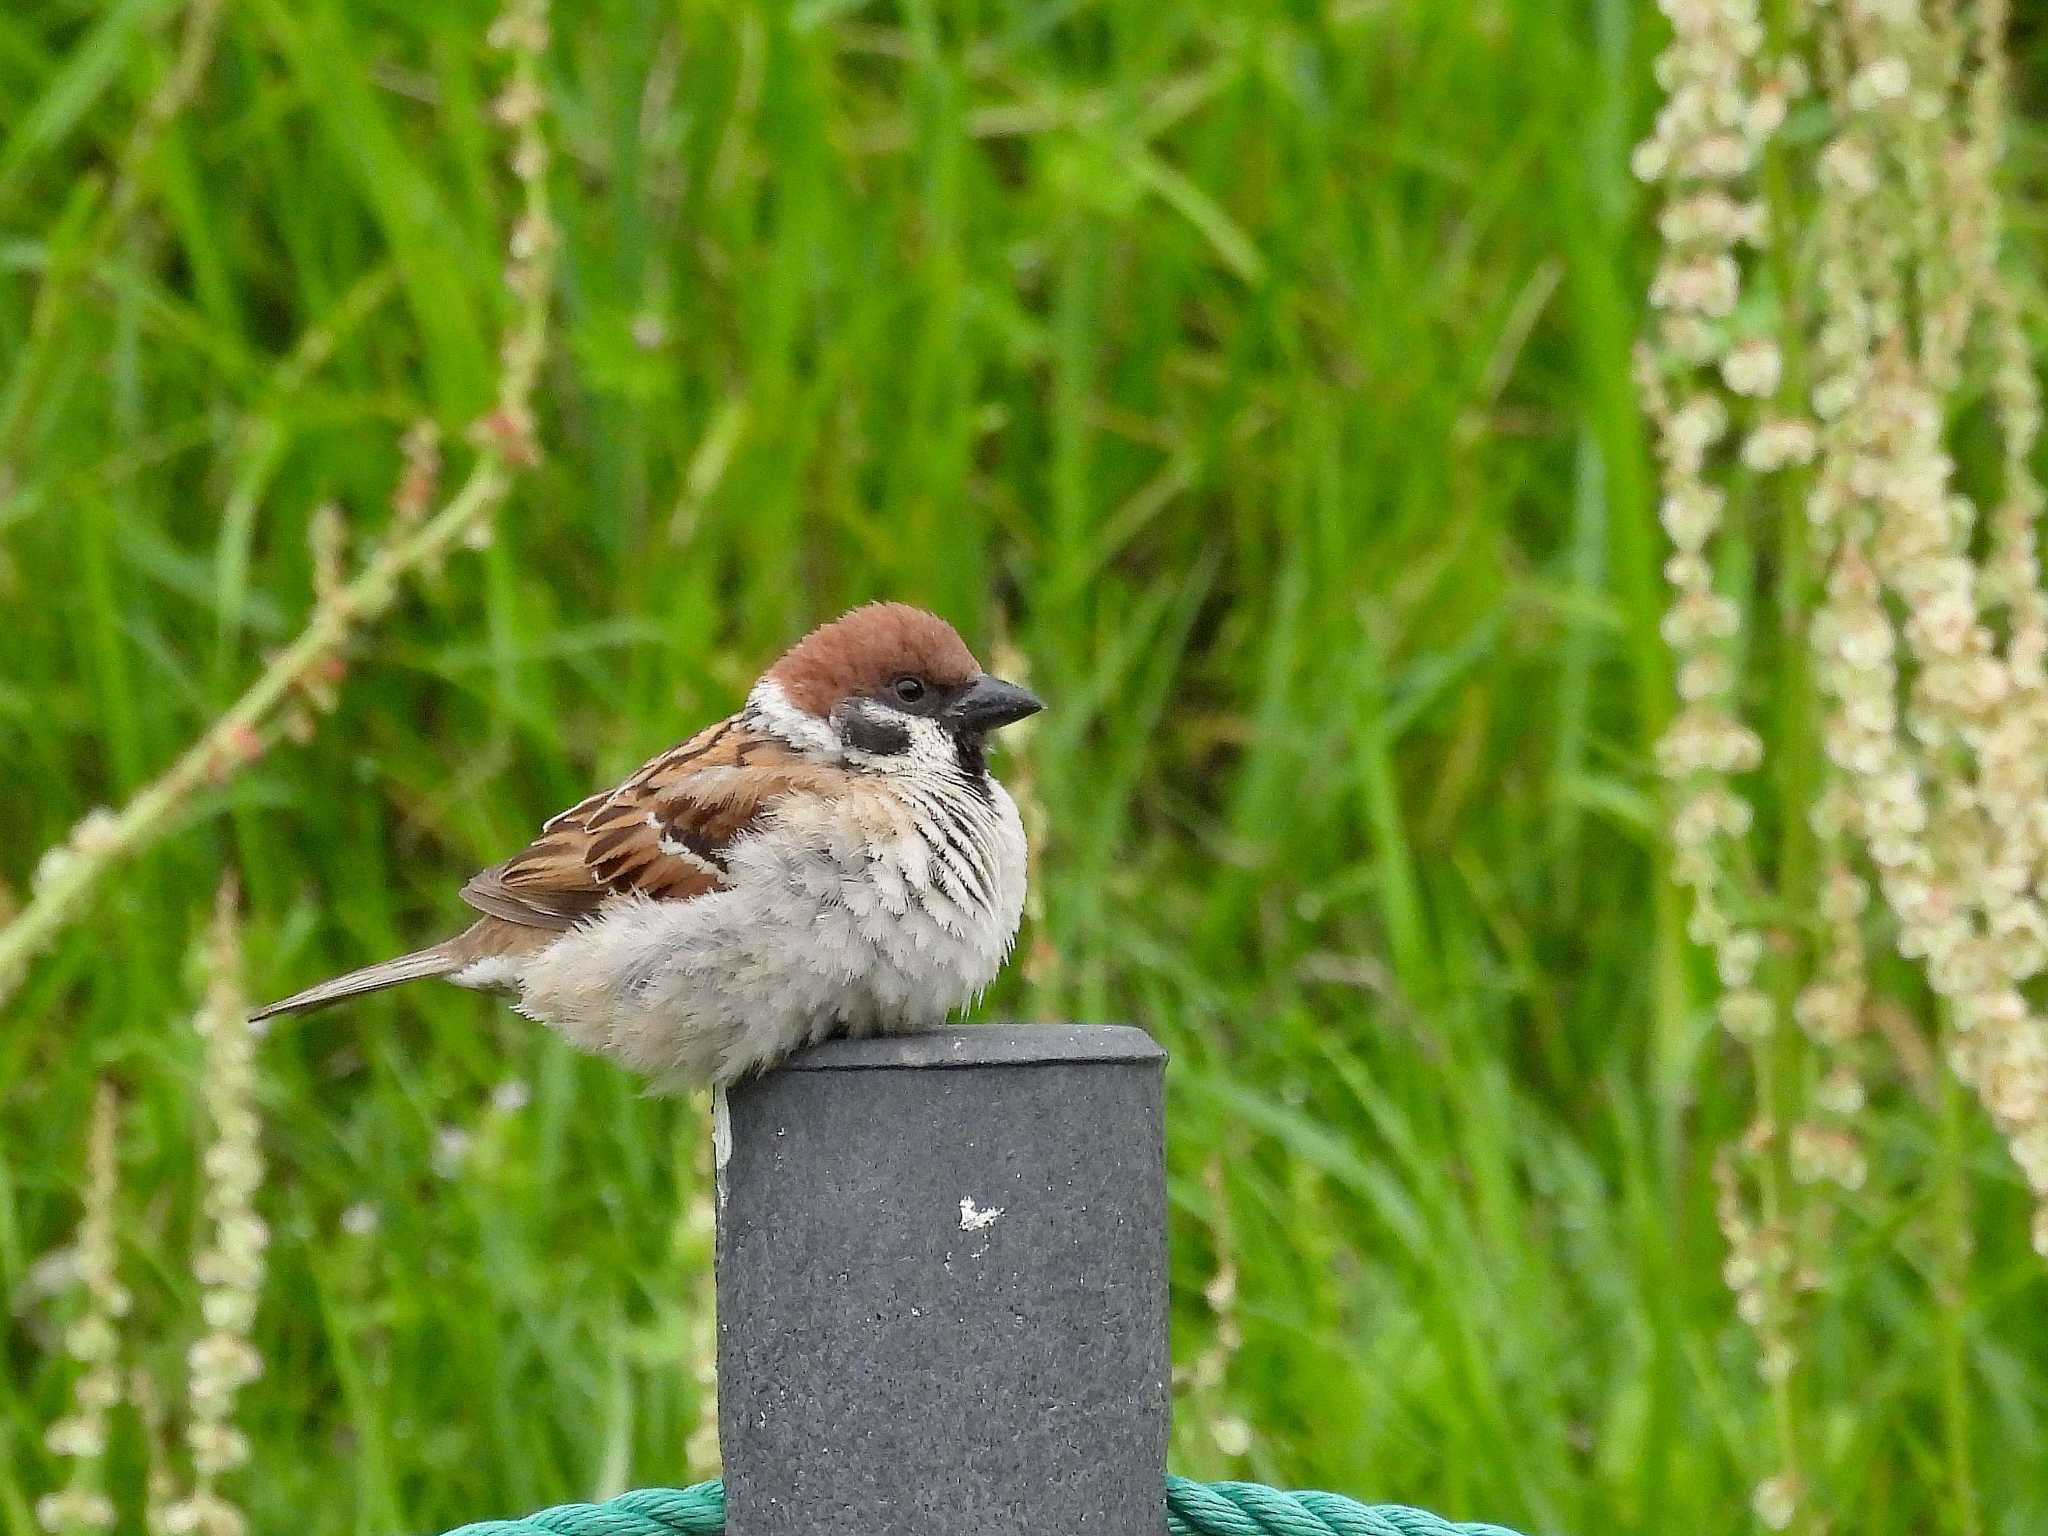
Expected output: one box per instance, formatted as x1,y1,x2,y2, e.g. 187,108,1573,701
844,711,912,756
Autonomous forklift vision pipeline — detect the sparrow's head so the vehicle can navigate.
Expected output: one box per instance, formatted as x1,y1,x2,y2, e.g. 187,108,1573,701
750,603,1043,777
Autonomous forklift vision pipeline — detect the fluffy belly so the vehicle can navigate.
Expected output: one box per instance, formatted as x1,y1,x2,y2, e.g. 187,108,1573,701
506,789,1026,1087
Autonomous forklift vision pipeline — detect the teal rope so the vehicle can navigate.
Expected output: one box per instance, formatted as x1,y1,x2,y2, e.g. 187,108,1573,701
438,1478,1527,1536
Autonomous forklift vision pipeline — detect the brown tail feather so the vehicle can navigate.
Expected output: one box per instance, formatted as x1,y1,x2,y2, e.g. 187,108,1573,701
250,942,461,1021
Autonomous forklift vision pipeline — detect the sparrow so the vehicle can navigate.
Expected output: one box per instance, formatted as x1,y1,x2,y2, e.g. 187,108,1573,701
253,603,1043,1088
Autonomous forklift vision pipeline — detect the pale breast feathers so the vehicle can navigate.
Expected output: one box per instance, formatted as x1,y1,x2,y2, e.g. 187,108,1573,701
457,719,837,931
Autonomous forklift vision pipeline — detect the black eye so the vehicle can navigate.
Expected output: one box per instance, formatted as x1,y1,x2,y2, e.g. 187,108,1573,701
892,675,926,703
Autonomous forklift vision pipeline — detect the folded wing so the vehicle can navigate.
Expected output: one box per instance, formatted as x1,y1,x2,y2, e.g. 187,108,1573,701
459,717,834,931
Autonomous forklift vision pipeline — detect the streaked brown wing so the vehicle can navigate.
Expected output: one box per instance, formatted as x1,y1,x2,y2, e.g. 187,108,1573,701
458,717,829,931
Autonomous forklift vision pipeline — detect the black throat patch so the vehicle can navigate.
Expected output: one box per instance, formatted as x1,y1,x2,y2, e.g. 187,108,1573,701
952,734,992,797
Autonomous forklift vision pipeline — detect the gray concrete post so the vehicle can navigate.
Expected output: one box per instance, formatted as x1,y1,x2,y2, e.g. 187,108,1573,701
714,1023,1169,1536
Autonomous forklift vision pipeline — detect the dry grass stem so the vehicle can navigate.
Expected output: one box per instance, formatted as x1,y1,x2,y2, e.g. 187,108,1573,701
1635,1,1817,1523
35,1086,129,1536
0,0,559,1010
157,881,264,1536
1643,0,2048,1522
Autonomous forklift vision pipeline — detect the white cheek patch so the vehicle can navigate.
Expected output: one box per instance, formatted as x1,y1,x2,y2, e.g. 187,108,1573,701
903,716,964,774
843,712,956,776
745,678,842,760
750,678,965,782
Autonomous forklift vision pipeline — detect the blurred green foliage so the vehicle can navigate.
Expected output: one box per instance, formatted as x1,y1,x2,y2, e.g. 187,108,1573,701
4,3,2048,1534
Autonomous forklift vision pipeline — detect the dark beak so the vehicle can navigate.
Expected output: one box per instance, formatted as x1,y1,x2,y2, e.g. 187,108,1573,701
947,675,1044,735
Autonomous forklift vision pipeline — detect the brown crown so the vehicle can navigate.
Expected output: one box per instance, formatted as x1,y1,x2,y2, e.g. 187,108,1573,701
765,603,983,716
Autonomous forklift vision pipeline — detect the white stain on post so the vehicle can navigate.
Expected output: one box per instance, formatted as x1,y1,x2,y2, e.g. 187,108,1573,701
959,1196,1004,1232
713,1086,733,1211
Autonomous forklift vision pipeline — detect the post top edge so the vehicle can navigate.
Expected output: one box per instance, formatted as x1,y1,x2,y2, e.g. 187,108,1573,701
772,1023,1165,1073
